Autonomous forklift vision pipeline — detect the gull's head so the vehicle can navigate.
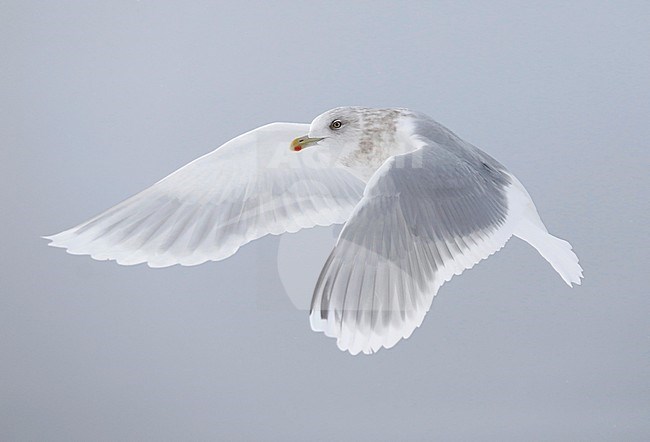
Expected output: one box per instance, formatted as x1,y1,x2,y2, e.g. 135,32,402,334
290,107,366,153
290,107,415,181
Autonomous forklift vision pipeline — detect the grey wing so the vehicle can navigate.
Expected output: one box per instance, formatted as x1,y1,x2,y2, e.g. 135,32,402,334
310,144,529,355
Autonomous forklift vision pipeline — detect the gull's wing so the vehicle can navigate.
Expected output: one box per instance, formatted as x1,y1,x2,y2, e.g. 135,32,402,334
310,144,530,355
45,123,365,267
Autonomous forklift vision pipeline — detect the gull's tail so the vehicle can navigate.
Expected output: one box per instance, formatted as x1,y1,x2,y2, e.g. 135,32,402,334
514,218,583,286
508,174,583,286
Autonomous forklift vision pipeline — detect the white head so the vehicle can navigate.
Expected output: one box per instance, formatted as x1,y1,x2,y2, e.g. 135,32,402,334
290,107,415,181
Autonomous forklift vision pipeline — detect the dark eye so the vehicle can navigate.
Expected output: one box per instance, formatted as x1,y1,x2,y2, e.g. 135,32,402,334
329,119,343,130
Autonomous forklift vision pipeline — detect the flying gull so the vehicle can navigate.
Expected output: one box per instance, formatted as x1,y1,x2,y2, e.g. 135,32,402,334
45,107,583,355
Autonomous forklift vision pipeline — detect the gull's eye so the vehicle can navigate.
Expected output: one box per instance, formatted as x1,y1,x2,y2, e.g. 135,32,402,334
329,119,343,130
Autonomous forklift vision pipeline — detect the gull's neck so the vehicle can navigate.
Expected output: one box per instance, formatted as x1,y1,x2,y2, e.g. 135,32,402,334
338,109,421,182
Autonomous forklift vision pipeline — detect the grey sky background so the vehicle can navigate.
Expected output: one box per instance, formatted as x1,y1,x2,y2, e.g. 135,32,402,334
2,1,649,440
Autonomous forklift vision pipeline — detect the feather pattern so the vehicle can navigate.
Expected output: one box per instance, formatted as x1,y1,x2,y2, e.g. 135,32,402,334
45,123,365,267
310,125,538,354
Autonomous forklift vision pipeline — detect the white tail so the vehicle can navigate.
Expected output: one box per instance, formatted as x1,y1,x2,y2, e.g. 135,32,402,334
507,174,583,286
514,219,583,286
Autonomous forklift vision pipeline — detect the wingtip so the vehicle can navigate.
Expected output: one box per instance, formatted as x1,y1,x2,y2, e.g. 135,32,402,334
564,270,584,287
41,233,61,247
569,275,584,287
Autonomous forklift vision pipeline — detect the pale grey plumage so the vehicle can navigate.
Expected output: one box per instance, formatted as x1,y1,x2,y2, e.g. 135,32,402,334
45,107,583,355
308,109,582,354
309,114,519,354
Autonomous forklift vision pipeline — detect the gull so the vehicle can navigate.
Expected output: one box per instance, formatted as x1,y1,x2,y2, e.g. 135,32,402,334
45,107,583,355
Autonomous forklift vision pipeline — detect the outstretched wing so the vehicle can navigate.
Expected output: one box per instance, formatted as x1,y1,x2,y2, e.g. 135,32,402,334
310,144,529,355
45,123,365,267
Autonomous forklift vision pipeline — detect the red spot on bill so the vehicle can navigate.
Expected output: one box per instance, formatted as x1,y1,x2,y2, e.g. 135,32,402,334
294,146,302,151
